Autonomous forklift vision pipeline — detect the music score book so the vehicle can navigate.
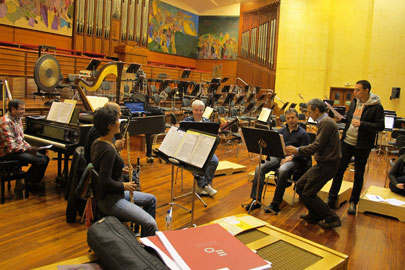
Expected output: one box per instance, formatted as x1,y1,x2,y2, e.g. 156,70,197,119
142,224,271,270
46,100,77,123
158,126,216,169
86,96,109,111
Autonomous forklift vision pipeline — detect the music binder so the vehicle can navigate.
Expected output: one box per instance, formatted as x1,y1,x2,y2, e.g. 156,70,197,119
150,224,271,270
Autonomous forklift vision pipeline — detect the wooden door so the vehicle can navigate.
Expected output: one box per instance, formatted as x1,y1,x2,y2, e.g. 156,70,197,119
330,87,354,110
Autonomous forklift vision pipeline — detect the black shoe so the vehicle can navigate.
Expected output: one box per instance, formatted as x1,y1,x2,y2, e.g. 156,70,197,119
325,198,338,209
319,217,342,229
265,203,280,214
245,201,261,211
300,214,321,224
348,202,357,215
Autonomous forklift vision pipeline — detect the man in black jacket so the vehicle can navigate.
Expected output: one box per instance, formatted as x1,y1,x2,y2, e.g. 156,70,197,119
327,80,384,215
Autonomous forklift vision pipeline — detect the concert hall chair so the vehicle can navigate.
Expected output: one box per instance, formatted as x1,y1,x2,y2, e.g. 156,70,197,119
181,98,192,114
0,159,27,204
388,130,405,155
150,85,158,94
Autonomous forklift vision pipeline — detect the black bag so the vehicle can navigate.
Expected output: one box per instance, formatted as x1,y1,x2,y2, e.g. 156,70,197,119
87,216,169,270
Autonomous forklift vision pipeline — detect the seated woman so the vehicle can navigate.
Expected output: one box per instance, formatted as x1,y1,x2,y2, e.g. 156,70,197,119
91,106,158,237
388,154,405,196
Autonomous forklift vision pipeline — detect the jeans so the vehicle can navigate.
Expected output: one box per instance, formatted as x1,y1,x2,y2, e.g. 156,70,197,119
249,157,299,206
195,154,219,188
296,160,339,221
5,151,49,185
328,141,371,204
108,191,158,237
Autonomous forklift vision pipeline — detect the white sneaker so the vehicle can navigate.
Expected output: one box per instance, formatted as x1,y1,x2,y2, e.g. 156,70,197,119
204,185,217,197
196,186,208,195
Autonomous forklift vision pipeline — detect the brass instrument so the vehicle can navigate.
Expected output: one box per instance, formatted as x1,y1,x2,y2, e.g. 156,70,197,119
76,62,124,111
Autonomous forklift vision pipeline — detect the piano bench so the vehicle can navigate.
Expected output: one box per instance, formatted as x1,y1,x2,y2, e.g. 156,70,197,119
0,160,27,204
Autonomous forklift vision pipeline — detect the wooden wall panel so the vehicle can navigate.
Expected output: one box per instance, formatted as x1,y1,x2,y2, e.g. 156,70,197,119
147,51,196,69
0,25,14,41
195,59,237,84
237,57,275,89
14,28,72,50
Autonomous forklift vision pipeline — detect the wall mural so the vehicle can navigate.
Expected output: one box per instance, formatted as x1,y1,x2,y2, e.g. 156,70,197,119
148,0,199,58
198,16,239,60
0,0,74,36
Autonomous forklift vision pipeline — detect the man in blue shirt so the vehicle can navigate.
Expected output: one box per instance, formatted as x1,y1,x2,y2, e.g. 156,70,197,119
247,108,310,213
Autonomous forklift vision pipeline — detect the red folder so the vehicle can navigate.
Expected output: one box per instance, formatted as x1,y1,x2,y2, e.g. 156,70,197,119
156,223,271,270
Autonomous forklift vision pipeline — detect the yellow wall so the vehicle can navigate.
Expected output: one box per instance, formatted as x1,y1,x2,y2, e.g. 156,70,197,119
276,0,405,116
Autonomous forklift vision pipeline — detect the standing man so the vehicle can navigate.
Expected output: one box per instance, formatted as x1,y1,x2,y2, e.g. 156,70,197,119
286,99,341,229
246,108,309,213
183,100,219,197
0,100,49,193
327,80,384,215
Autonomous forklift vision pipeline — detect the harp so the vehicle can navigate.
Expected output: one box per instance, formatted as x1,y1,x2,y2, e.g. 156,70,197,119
76,62,124,111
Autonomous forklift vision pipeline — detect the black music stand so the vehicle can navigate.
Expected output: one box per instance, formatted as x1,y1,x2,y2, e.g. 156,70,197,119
221,85,230,93
280,102,290,111
241,127,286,213
155,128,220,227
127,115,165,136
179,121,219,135
181,69,191,79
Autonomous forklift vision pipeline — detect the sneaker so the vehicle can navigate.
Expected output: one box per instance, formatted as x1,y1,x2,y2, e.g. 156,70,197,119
348,202,357,215
196,186,208,195
203,184,217,197
264,203,280,214
318,217,342,229
325,198,338,209
299,214,320,224
244,200,261,211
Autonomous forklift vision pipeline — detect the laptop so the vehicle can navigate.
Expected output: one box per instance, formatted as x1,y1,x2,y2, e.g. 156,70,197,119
124,101,146,114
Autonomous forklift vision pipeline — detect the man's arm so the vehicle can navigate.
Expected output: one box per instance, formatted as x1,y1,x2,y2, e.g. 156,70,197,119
297,120,333,156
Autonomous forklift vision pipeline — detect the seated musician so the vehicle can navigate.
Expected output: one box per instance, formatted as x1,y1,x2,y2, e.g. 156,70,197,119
246,108,309,213
183,100,219,197
388,154,405,196
0,99,49,194
91,106,157,237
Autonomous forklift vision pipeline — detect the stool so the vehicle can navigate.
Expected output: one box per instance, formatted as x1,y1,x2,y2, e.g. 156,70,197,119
0,160,27,204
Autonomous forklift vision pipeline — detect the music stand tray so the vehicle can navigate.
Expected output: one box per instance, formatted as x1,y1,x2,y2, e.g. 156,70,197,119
179,121,220,136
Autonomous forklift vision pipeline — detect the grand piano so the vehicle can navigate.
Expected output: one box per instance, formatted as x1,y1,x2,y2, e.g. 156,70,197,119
24,116,91,186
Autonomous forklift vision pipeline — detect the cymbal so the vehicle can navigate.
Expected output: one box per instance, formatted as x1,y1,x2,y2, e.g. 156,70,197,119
34,54,61,92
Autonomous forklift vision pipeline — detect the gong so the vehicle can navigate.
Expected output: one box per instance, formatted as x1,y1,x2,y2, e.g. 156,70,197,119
34,54,61,92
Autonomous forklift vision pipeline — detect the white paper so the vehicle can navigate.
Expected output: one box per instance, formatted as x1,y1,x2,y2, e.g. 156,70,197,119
159,127,185,157
188,135,216,168
156,231,190,270
87,96,109,111
366,194,405,206
202,106,213,119
139,238,180,270
365,194,385,202
258,108,271,122
384,198,405,206
174,133,198,162
47,102,75,123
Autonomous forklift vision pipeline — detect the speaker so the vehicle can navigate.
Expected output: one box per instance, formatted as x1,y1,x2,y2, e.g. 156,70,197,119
390,87,400,100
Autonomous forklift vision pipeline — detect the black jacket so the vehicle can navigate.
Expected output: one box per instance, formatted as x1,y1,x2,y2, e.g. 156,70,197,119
341,98,384,149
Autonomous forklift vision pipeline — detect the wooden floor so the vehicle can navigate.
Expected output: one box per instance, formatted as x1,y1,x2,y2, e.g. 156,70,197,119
0,144,404,269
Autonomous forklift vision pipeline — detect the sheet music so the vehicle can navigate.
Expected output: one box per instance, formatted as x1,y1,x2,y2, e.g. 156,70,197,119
46,102,75,123
202,106,213,119
87,96,109,111
189,134,216,168
174,132,198,162
258,108,271,122
158,127,185,157
324,101,345,121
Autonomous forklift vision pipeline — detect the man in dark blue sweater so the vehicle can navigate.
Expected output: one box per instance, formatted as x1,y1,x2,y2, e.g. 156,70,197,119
247,108,309,213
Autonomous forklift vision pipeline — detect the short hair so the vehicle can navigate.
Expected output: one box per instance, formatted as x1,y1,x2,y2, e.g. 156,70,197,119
192,100,205,109
93,106,119,136
8,99,24,112
308,98,326,113
356,80,371,92
104,102,121,114
284,108,298,117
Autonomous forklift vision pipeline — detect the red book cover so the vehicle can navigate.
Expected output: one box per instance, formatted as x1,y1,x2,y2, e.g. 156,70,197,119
156,223,271,270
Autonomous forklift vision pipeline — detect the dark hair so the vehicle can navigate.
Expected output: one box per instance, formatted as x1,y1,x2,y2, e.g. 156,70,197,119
93,106,119,136
8,99,24,112
284,108,298,117
356,80,371,92
308,98,326,113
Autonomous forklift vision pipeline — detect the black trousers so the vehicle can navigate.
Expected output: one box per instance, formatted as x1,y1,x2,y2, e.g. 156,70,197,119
296,160,339,221
5,151,49,185
328,141,371,204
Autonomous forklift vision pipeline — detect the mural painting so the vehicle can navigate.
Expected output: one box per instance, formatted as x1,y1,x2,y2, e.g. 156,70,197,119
0,0,74,36
198,16,239,60
148,0,198,58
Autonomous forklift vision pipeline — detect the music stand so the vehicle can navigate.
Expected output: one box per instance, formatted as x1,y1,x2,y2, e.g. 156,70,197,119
242,102,255,115
221,85,230,93
241,127,286,213
235,95,245,105
190,83,200,97
289,103,297,109
179,121,219,135
223,92,235,106
126,63,141,74
280,102,290,111
85,59,101,71
221,77,229,83
127,115,166,136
